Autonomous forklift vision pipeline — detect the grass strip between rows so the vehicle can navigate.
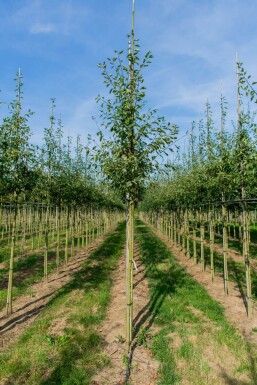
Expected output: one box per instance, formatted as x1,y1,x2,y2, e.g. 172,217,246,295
0,221,126,385
136,219,257,385
0,226,103,310
187,235,257,301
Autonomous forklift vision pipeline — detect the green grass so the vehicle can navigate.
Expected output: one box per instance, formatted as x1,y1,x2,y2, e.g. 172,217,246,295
0,223,103,264
0,251,63,310
0,221,126,385
185,235,257,302
0,225,105,310
136,220,257,385
195,224,257,259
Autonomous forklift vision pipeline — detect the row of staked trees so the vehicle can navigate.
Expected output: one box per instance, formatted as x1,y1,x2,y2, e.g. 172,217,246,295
0,4,178,357
90,0,178,354
0,70,122,209
0,71,123,318
140,61,257,316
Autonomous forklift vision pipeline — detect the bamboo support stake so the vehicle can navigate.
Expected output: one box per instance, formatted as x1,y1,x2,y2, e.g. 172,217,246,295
222,198,229,295
186,209,190,258
6,223,15,316
182,210,186,255
170,213,174,244
178,212,181,249
65,207,69,266
174,213,177,246
243,202,252,316
210,207,215,281
85,220,88,247
56,206,60,274
44,205,49,283
193,211,197,264
200,210,205,271
71,208,75,257
31,206,35,250
126,198,134,350
77,211,81,251
6,198,19,316
236,55,252,314
21,205,26,255
82,209,86,247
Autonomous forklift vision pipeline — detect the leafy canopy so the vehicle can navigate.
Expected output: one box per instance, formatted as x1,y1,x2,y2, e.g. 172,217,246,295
91,38,178,202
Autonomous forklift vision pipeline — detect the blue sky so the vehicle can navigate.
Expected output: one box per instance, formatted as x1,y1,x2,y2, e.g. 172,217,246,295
0,0,257,149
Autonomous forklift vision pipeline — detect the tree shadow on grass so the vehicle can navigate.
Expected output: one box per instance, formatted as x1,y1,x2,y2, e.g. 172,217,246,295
0,292,57,335
125,221,193,382
126,221,257,385
196,241,248,311
203,239,257,312
246,340,257,385
220,370,253,385
220,339,257,385
3,222,126,385
0,251,57,290
134,220,196,327
38,223,126,385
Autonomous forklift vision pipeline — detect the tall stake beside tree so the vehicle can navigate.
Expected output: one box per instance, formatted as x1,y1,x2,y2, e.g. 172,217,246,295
5,69,33,315
126,0,135,348
92,0,178,350
220,86,229,294
236,56,252,316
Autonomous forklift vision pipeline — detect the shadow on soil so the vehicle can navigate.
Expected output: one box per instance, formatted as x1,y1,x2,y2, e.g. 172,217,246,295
3,222,126,385
126,221,189,383
125,221,257,385
39,223,126,385
191,238,257,311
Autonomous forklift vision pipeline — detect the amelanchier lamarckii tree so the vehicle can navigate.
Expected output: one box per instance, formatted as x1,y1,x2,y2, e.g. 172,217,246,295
92,0,178,350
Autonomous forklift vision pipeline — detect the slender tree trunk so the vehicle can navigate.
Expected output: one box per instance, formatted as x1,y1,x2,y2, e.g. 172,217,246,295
21,205,26,256
56,206,60,274
126,198,134,350
44,205,49,283
200,210,205,271
71,208,75,257
65,207,70,266
186,209,190,258
6,209,16,316
193,212,197,264
222,195,229,295
6,202,18,316
209,207,215,281
242,200,252,316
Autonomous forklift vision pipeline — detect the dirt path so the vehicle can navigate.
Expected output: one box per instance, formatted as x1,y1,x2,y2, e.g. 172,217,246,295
0,236,107,351
152,227,257,346
92,245,159,385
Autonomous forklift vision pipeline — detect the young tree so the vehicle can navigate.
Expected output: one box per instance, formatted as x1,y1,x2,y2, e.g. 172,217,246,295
92,0,178,349
3,70,34,315
0,69,34,202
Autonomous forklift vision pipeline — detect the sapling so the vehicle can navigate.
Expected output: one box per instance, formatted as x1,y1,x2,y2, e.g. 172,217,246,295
92,0,178,349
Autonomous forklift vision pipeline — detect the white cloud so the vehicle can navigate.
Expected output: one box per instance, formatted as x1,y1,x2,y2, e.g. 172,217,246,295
135,0,257,136
139,0,257,72
7,0,89,37
1,0,257,149
30,22,56,34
